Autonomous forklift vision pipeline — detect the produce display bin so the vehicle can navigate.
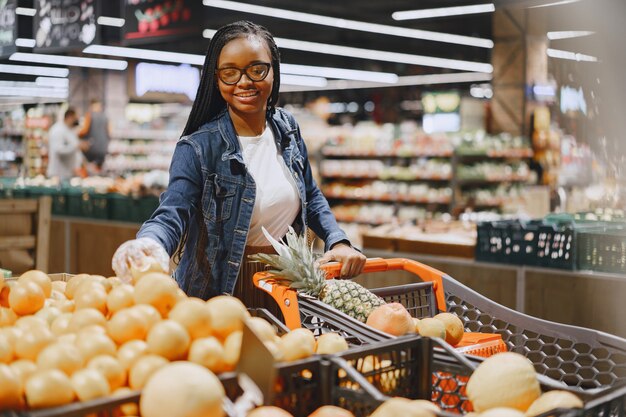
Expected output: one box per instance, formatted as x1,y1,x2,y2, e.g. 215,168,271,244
253,257,626,394
576,227,626,274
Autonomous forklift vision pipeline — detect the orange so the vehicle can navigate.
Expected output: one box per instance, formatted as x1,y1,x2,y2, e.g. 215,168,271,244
168,298,213,339
107,308,150,345
74,285,108,314
9,281,45,315
71,368,110,401
87,355,126,390
15,326,54,361
0,333,13,363
75,332,116,362
50,313,73,336
128,354,168,390
117,340,148,371
9,359,37,389
0,307,18,327
188,337,225,373
205,296,249,340
68,308,106,332
25,369,75,409
0,364,24,410
18,270,52,298
36,342,84,376
146,320,190,361
133,273,179,317
106,285,135,315
366,303,415,336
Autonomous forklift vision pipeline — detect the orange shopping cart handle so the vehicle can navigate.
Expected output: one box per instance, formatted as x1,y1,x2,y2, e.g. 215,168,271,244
321,258,447,312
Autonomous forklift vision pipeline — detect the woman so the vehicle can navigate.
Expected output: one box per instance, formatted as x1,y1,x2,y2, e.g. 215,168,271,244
112,20,365,304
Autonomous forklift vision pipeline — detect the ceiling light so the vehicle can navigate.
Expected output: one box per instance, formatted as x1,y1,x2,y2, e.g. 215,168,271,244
547,48,598,62
35,77,70,88
97,16,126,27
203,30,493,73
10,52,128,70
84,44,400,83
281,74,328,88
15,38,36,48
392,4,495,21
202,0,493,49
529,0,580,8
0,63,69,77
84,44,203,65
279,72,492,93
0,87,68,99
15,7,36,16
547,31,594,40
281,63,397,84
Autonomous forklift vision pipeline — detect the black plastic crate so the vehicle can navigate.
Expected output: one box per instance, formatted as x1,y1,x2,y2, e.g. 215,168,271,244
475,219,541,265
577,227,626,274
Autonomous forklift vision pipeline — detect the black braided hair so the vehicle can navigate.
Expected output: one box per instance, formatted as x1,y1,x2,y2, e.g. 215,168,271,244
182,20,281,137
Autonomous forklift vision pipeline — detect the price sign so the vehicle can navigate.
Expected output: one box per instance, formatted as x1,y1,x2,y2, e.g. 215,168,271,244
0,0,17,58
33,0,99,51
123,0,203,44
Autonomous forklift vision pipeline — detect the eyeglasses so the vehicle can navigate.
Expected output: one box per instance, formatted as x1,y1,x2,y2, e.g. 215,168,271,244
216,62,271,85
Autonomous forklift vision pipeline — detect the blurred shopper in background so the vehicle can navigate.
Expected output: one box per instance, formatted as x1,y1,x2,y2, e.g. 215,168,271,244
47,108,89,180
79,99,111,172
112,20,365,304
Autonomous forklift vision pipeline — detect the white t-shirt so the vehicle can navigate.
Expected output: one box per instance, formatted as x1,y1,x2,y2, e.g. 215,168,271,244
238,125,301,246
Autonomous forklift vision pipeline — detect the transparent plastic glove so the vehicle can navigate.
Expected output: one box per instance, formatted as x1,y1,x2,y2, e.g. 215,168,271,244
112,237,170,284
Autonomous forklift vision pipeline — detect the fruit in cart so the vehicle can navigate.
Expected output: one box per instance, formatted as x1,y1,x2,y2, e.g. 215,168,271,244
19,270,52,297
249,227,385,323
366,303,415,336
75,332,116,362
370,397,436,417
117,340,148,370
25,369,74,408
146,319,190,361
140,362,225,417
10,359,37,388
205,295,249,340
34,306,62,326
466,352,541,412
106,284,135,314
315,332,349,354
525,390,583,417
36,342,83,375
112,386,140,416
223,330,243,371
188,336,226,373
87,355,127,390
168,298,213,339
9,281,45,315
433,312,464,345
412,317,420,332
129,354,168,390
415,318,446,339
15,326,54,360
133,273,179,317
247,316,280,343
0,364,23,410
308,405,355,417
108,308,150,344
476,408,524,417
0,333,13,363
278,328,316,362
248,406,294,417
71,368,111,401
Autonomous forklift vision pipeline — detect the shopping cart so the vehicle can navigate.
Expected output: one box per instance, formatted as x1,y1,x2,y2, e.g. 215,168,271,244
252,257,626,392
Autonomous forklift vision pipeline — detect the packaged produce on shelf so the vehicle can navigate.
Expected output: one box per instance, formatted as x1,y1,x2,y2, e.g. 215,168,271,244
323,181,452,204
454,131,533,156
331,203,395,225
457,162,531,182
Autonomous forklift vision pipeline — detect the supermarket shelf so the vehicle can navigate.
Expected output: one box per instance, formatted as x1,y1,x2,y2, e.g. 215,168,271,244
324,193,451,205
321,148,453,158
321,173,452,181
457,176,530,185
456,149,534,159
111,130,179,141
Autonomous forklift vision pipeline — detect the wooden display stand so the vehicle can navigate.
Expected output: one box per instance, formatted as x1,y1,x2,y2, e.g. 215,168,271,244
0,197,51,274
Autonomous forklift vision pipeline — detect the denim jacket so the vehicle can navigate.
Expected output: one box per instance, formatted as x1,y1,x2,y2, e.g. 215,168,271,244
137,107,349,299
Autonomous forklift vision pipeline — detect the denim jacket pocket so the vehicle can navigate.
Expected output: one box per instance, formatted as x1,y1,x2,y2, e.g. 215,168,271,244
202,174,237,223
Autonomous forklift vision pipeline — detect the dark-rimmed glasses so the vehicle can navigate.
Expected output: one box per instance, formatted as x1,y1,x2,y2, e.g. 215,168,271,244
216,62,271,85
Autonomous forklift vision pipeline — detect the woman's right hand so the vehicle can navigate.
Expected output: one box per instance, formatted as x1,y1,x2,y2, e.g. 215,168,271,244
112,237,170,283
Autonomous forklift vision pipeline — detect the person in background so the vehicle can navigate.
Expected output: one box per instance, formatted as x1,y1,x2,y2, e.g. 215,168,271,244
112,20,366,307
78,99,111,172
47,108,89,180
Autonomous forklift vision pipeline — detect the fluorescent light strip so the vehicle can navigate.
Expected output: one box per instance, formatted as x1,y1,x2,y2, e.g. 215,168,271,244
84,44,203,65
10,52,128,70
547,31,594,40
97,16,126,27
392,4,495,21
83,44,400,83
279,72,492,93
35,77,70,88
204,30,493,73
0,80,66,89
281,63,397,84
15,7,36,16
281,74,327,87
530,0,580,8
0,87,68,99
15,38,36,48
202,0,493,49
0,63,69,77
547,48,598,62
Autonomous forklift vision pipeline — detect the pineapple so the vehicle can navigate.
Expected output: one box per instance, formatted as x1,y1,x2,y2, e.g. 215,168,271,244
249,227,385,323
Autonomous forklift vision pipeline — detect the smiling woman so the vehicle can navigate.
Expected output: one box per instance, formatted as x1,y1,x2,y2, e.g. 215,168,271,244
112,20,366,310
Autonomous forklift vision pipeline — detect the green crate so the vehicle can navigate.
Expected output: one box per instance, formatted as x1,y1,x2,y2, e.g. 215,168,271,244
66,188,87,217
577,227,626,274
133,196,159,223
89,193,110,219
108,193,133,222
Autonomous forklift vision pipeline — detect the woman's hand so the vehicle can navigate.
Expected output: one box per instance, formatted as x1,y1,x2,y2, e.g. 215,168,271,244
112,237,170,283
316,243,366,278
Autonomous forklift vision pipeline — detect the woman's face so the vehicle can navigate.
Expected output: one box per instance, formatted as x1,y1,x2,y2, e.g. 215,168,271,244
216,36,274,119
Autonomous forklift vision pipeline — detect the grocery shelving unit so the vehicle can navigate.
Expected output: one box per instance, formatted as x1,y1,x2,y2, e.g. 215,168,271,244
106,129,177,174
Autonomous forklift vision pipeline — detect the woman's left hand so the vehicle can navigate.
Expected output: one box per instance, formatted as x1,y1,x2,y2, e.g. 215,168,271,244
316,243,366,278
